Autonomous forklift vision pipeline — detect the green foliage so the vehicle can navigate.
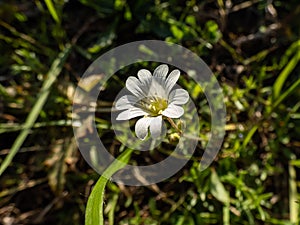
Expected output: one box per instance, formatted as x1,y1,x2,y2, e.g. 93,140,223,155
0,0,299,224
0,44,71,176
86,148,133,225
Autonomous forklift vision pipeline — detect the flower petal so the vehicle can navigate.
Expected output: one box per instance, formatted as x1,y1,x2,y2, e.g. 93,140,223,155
169,89,189,105
135,117,151,140
165,69,180,94
126,76,145,98
137,69,152,85
116,107,147,120
147,77,167,98
162,104,184,118
150,116,165,138
153,64,168,78
115,95,138,110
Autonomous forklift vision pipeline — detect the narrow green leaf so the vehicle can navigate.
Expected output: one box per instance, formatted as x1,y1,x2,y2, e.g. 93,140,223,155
85,148,133,225
273,41,300,100
242,125,258,148
0,44,71,176
210,169,229,204
223,204,230,225
289,162,298,223
45,0,61,24
210,170,230,225
108,193,119,225
272,78,300,110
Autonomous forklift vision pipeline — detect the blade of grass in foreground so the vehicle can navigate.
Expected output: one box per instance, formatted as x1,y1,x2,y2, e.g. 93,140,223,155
289,162,298,223
0,44,72,176
85,148,133,225
45,0,61,24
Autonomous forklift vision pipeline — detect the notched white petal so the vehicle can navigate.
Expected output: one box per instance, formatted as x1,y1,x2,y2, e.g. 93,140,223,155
162,104,184,118
165,69,180,94
126,76,145,98
153,64,169,78
169,89,189,105
135,117,151,140
137,69,152,84
115,95,138,110
116,107,147,120
150,116,164,138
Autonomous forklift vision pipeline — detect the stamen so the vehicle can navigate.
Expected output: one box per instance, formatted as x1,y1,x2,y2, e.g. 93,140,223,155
136,96,168,116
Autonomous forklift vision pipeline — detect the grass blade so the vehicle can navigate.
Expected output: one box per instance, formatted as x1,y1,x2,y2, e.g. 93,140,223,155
210,169,230,204
242,125,258,148
210,169,230,225
273,40,300,100
0,44,71,176
272,78,300,110
85,148,133,225
45,0,61,24
289,162,298,223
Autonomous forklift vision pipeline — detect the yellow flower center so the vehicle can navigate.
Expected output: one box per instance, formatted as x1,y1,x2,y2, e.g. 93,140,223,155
138,96,168,116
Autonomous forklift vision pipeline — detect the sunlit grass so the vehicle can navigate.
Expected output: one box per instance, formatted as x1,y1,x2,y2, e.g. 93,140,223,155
0,0,299,224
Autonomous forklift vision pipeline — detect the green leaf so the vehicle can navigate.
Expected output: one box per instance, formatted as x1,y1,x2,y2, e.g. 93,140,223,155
289,162,299,223
210,169,230,204
185,15,196,27
171,25,184,40
272,78,300,110
273,40,300,100
242,125,258,148
210,170,230,224
85,148,133,225
45,0,61,24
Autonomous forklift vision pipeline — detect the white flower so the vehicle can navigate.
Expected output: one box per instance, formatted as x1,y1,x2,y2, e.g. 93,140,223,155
115,64,189,140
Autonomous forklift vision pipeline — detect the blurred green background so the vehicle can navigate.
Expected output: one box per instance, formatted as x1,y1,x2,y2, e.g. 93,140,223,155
0,0,300,224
